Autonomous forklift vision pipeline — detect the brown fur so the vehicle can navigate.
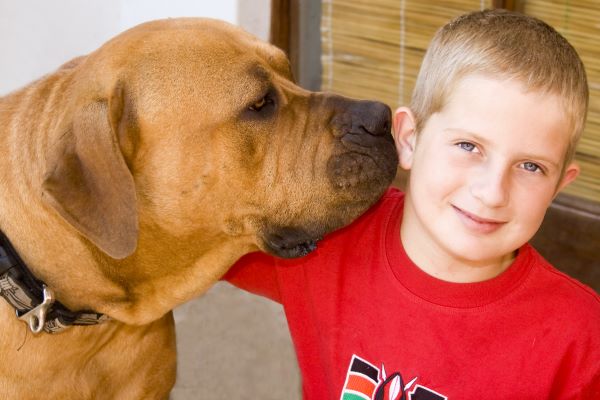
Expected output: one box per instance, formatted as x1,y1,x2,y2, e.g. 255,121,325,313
0,18,397,398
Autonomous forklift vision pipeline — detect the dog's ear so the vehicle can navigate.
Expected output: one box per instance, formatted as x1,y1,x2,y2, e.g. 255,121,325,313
42,85,138,259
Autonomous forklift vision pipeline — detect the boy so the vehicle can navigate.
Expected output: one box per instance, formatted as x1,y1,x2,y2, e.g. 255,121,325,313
225,9,600,399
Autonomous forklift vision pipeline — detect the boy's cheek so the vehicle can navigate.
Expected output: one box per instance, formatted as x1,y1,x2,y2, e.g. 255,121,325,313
411,155,453,192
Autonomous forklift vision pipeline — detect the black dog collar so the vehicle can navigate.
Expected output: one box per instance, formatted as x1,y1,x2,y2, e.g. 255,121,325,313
0,230,108,334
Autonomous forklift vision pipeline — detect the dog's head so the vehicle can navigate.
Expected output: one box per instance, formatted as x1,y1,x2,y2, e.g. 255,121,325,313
42,18,398,262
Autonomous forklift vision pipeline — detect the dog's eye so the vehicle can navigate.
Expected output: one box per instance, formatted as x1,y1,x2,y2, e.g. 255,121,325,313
249,95,273,112
242,90,277,120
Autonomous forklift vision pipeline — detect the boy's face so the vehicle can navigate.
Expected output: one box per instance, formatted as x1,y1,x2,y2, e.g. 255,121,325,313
393,75,580,279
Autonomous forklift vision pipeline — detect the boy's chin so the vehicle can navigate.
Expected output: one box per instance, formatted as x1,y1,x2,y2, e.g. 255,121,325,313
446,242,519,279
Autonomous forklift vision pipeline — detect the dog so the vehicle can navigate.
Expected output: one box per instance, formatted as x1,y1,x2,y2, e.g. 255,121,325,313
0,18,398,398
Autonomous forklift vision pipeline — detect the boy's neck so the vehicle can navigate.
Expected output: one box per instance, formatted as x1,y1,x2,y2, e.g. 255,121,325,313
400,199,516,284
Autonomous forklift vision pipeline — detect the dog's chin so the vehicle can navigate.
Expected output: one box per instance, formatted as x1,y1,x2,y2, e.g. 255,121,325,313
260,226,322,259
326,143,399,199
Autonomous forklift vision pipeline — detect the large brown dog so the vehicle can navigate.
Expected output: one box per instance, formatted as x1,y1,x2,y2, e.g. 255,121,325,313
0,18,397,398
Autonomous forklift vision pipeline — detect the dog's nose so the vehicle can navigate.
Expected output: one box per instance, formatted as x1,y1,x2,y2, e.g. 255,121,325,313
330,99,392,139
349,101,391,137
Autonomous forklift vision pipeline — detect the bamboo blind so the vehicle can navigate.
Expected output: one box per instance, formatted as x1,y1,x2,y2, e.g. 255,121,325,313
521,1,600,202
321,0,600,203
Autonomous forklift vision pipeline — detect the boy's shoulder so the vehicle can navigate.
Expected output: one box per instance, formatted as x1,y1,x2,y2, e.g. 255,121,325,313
533,248,599,302
382,186,404,201
527,246,600,323
362,186,405,219
315,187,404,252
330,186,404,231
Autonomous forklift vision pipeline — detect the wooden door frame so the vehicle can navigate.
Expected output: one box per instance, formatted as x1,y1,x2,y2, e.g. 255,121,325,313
270,0,321,90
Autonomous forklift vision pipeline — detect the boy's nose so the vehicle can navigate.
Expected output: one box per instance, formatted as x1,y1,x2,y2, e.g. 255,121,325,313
469,165,510,208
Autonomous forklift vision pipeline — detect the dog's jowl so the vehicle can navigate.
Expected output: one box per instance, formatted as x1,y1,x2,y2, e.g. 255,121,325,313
0,18,397,398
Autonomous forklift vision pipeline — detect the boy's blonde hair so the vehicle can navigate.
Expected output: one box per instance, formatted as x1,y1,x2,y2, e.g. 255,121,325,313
411,9,588,165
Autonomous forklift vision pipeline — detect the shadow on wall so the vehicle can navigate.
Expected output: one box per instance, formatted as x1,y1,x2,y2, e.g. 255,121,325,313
172,282,301,400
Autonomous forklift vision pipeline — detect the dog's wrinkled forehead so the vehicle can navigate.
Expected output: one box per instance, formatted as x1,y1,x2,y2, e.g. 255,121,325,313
87,22,289,129
242,65,283,98
253,43,293,81
121,21,291,103
215,39,294,108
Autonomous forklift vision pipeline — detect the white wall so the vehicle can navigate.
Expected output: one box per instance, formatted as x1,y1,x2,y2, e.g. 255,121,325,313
0,0,270,95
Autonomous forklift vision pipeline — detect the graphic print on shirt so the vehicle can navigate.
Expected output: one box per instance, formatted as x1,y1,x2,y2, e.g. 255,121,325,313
340,354,447,400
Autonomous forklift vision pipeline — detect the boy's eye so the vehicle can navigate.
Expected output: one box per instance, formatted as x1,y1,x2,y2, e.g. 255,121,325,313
456,141,478,152
521,161,542,173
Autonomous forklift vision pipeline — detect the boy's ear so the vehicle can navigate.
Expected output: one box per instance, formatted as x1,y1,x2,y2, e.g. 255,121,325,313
392,107,417,170
555,162,580,196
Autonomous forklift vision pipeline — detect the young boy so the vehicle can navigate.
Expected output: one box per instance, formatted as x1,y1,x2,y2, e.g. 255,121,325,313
225,9,600,399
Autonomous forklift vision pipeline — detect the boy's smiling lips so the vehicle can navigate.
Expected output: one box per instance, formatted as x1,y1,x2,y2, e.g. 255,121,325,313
451,205,507,234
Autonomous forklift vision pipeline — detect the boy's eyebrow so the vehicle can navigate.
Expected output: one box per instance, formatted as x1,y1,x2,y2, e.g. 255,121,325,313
443,128,561,169
444,128,490,146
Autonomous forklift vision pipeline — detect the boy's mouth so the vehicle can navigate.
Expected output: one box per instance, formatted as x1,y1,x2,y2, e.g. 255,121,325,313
452,205,506,233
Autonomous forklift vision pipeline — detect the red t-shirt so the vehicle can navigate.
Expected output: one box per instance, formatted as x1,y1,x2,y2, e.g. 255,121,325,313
226,188,600,399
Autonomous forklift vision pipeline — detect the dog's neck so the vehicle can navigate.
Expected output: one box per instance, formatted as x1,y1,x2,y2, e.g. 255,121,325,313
90,220,256,325
0,229,109,333
0,218,255,328
1,197,256,329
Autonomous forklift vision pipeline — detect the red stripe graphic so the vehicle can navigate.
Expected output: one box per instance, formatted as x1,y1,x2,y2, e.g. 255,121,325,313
346,373,377,395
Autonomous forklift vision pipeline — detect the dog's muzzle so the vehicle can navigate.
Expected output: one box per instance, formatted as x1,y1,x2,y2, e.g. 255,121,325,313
257,99,398,260
327,99,398,195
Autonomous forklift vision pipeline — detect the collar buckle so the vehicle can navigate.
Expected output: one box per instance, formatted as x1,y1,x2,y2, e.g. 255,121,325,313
16,285,55,334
